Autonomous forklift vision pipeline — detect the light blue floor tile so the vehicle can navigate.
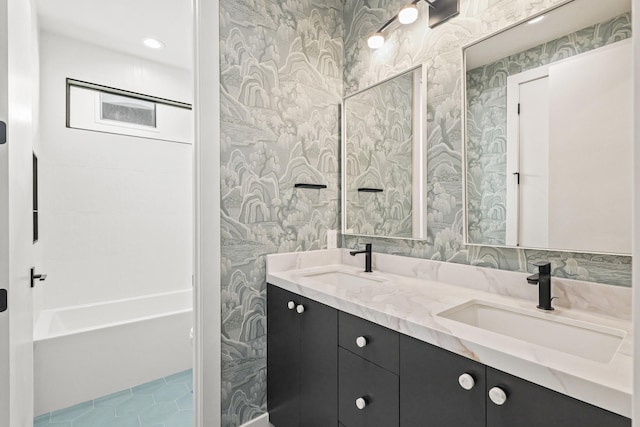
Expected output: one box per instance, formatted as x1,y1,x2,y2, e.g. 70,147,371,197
132,379,166,395
164,370,192,385
34,414,51,426
37,371,194,427
139,402,179,425
96,389,133,408
153,383,189,403
176,393,193,411
73,407,115,427
103,415,141,427
115,395,155,417
163,410,194,427
50,401,93,422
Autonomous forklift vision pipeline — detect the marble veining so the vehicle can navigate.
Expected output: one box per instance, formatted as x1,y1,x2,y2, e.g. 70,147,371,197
267,250,632,417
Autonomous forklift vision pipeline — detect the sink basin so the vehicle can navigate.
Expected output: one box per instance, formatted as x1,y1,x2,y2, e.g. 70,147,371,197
302,270,385,287
438,300,625,363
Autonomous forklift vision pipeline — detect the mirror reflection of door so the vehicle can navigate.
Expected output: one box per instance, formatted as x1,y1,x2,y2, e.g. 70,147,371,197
506,40,631,253
507,71,550,248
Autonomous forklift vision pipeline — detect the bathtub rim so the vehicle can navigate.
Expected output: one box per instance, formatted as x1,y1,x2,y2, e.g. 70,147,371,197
34,288,193,342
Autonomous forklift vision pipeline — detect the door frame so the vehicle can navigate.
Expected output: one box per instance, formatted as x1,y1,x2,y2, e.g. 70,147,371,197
632,0,639,423
192,0,222,425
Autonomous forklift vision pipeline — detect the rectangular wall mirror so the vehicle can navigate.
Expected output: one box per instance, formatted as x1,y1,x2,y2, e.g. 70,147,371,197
343,66,426,239
463,0,632,254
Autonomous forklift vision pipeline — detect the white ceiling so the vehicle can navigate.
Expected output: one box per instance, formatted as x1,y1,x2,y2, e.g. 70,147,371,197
466,0,631,69
36,0,192,71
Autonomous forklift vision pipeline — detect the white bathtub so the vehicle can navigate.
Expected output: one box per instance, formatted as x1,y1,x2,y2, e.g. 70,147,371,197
34,289,193,416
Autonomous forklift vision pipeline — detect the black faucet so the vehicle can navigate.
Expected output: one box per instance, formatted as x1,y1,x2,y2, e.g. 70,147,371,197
350,243,372,273
527,261,555,311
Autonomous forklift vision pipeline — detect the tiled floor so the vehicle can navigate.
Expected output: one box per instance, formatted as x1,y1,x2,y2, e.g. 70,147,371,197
34,369,193,427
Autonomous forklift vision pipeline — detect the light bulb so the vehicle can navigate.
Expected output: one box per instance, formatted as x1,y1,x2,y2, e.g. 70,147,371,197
367,32,385,49
143,38,165,49
398,4,419,25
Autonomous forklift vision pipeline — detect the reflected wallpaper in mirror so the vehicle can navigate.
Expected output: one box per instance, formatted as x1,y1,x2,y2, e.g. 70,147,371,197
344,67,424,239
465,1,631,254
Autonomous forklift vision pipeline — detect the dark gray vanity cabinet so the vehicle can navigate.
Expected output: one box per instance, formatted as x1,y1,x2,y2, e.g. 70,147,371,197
267,286,630,427
400,335,630,427
267,284,338,427
338,312,400,427
400,335,486,427
486,367,630,427
339,348,399,427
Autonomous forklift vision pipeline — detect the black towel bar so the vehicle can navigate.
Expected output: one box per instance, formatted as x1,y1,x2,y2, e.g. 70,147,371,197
294,183,327,189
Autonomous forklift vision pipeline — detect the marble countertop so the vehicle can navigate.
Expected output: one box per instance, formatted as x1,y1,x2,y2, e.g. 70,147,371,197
266,249,632,418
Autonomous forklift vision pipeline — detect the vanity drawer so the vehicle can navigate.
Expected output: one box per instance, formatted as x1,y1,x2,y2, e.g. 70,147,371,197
339,348,399,427
339,311,399,374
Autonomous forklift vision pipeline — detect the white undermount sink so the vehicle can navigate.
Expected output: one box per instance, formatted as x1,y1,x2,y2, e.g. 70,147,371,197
302,270,386,287
438,300,625,363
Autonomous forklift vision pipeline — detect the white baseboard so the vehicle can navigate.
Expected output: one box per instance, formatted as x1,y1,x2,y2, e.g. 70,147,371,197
239,413,270,427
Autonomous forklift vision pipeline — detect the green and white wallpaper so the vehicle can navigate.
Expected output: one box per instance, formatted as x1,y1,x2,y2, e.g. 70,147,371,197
342,0,631,286
219,0,632,425
219,0,343,425
345,71,414,238
466,12,632,246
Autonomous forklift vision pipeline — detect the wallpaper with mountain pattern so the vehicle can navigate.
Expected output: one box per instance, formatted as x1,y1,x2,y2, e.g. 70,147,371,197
466,12,632,246
219,0,343,425
345,71,414,238
342,0,631,287
219,0,632,425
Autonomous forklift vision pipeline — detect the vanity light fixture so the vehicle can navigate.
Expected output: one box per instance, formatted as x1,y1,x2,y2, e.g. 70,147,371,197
527,15,545,24
143,38,165,49
367,0,459,49
367,32,385,49
398,4,419,25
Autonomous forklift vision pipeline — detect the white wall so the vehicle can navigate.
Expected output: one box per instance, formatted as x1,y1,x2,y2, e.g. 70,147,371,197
35,31,193,312
548,41,632,254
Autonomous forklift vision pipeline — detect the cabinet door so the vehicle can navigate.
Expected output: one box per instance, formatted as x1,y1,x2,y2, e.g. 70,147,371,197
339,347,399,427
300,296,338,427
400,335,485,427
486,367,631,427
267,285,301,427
339,311,399,374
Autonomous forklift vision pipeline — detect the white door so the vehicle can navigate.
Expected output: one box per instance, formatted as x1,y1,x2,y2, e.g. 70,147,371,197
517,76,550,248
0,0,37,425
506,65,550,248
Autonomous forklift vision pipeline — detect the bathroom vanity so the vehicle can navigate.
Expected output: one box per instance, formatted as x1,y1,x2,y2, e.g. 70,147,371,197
266,250,632,427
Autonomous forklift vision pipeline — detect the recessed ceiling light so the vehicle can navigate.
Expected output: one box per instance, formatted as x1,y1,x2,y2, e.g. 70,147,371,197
143,38,165,49
367,32,385,49
528,15,545,24
398,4,419,25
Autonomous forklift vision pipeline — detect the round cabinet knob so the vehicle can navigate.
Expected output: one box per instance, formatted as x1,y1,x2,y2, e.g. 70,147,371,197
489,387,508,406
355,336,368,348
296,304,305,314
355,397,367,410
287,301,295,310
458,373,475,391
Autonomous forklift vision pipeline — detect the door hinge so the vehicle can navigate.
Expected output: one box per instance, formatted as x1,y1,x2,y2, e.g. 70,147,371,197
517,103,520,115
0,121,5,144
0,289,7,312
